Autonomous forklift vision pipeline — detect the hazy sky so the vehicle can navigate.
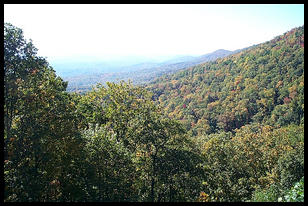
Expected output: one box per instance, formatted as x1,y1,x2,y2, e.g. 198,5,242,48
4,4,304,61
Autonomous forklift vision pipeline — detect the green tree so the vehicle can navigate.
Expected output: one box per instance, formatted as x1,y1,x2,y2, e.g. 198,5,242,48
4,23,87,202
78,81,203,201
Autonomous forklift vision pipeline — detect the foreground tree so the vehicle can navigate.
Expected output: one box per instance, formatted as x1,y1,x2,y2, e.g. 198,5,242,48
77,81,204,201
4,23,87,202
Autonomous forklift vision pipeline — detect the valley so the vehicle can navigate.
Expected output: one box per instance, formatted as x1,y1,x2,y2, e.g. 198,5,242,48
52,49,244,93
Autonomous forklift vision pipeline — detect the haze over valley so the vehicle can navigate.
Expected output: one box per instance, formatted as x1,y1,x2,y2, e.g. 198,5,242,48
51,48,243,93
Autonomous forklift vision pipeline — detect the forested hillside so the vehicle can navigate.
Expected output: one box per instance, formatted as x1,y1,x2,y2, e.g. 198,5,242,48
148,26,304,136
4,22,304,202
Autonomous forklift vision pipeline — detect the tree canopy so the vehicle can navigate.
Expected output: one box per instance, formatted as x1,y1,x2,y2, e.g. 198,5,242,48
4,23,304,202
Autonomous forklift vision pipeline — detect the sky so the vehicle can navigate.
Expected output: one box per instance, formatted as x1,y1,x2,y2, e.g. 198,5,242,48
4,4,304,62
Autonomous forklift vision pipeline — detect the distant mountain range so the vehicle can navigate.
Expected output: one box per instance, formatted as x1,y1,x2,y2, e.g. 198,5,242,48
54,48,247,93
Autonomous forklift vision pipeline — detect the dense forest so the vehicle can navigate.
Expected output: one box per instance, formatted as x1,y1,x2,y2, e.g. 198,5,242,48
4,22,304,202
148,25,304,136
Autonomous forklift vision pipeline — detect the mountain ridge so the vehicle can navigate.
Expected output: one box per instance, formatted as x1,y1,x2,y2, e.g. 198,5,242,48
63,48,241,93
